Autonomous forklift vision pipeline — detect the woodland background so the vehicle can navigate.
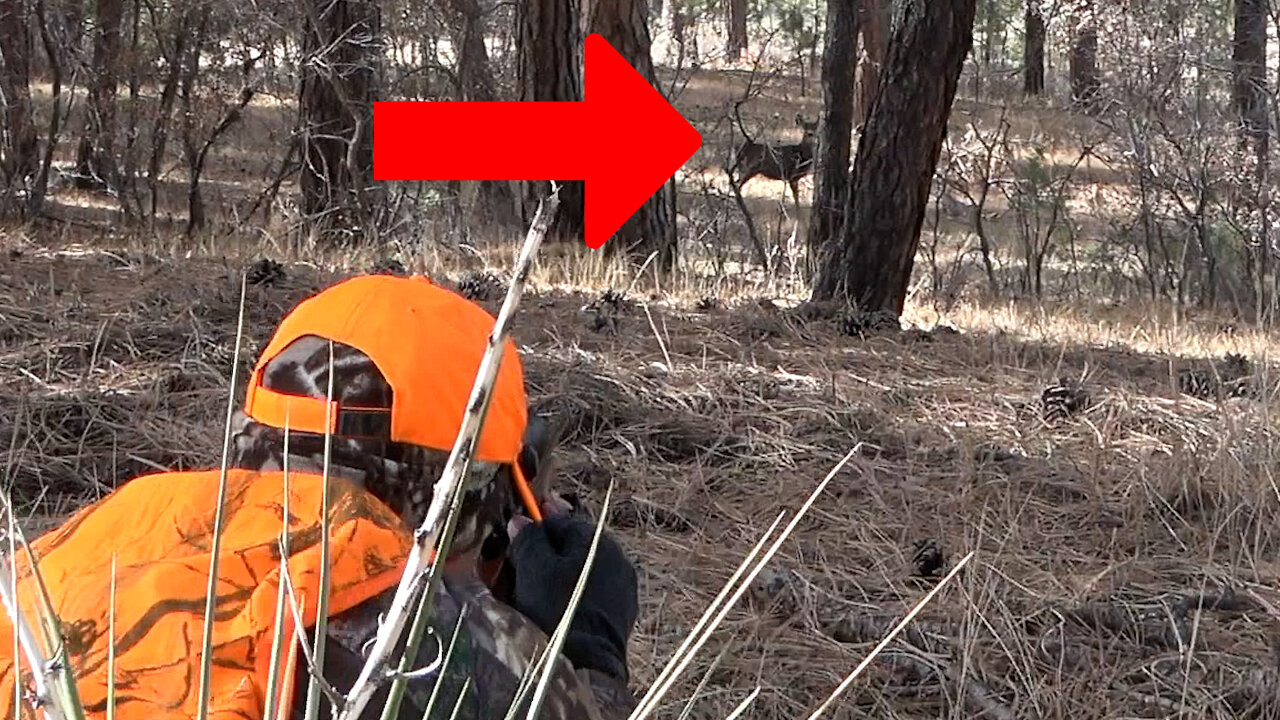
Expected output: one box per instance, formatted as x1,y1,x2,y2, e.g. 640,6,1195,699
5,0,1280,718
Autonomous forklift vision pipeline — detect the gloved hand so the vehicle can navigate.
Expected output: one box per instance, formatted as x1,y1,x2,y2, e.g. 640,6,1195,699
505,498,639,682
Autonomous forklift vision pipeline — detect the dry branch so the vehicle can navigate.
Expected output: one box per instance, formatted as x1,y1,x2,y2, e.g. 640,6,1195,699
336,189,561,720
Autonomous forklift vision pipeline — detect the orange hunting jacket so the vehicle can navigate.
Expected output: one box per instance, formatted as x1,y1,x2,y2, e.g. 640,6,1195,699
0,468,412,719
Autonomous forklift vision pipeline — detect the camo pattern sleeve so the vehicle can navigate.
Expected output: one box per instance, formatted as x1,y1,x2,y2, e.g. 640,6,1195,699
577,667,640,720
308,572,607,720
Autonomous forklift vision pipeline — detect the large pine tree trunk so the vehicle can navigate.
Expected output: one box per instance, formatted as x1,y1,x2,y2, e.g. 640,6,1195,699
73,0,123,191
298,0,381,244
588,0,677,268
805,0,858,268
1023,0,1044,95
443,0,519,226
518,0,586,240
1233,0,1268,145
853,0,885,128
1233,0,1271,318
1068,0,1099,110
811,0,977,313
0,0,37,194
726,0,747,58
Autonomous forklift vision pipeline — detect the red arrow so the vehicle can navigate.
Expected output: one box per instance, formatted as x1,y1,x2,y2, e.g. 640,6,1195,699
374,33,702,249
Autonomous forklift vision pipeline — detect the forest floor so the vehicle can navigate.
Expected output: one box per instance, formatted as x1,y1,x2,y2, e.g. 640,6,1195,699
3,240,1280,719
3,41,1279,719
26,58,1123,295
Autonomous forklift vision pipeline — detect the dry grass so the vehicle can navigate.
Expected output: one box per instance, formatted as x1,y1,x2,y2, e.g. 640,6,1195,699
4,235,1280,719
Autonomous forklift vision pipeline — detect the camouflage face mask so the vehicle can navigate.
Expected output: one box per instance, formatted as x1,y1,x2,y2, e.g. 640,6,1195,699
228,334,510,556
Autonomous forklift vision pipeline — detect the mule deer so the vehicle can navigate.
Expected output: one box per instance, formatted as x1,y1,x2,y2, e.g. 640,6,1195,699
731,113,819,205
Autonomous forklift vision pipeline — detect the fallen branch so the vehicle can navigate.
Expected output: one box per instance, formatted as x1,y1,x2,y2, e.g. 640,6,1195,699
335,188,561,720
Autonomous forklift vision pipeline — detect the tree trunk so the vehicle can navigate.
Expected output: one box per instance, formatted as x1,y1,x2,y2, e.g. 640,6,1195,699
0,0,37,193
298,0,381,244
805,0,858,268
443,0,519,226
74,0,123,192
811,0,977,314
726,0,746,58
972,0,995,99
587,0,677,268
662,0,685,47
1022,0,1044,95
854,0,885,128
146,8,189,223
178,8,207,232
119,0,142,219
517,0,586,241
27,0,64,216
1068,0,1099,110
1233,0,1267,146
1233,0,1270,319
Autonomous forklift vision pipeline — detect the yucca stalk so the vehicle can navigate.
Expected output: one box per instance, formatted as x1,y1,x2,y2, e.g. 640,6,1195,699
494,482,612,720
803,551,975,720
627,512,783,720
0,501,64,720
3,488,85,720
278,564,348,707
105,555,116,720
628,446,859,720
498,644,541,720
0,558,60,720
443,677,470,720
303,345,338,720
379,467,480,720
8,506,16,720
721,687,758,720
414,604,469,720
674,632,737,720
522,482,613,720
261,419,294,720
336,188,561,720
195,274,249,720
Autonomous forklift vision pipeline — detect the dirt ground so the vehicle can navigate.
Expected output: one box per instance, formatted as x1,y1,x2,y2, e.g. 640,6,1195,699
3,242,1280,719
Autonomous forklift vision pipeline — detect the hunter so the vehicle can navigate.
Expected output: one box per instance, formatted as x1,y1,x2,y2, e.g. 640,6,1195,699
0,273,641,720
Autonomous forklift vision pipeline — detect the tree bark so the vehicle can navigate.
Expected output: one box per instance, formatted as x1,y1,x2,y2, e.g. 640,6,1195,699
1153,3,1183,104
811,0,977,314
853,0,885,128
1233,0,1268,146
177,7,209,231
74,0,124,191
443,0,519,226
662,0,685,47
146,7,189,223
1232,0,1271,319
1068,0,1099,110
805,0,859,268
587,0,677,268
1022,0,1044,95
298,0,381,243
726,0,747,58
517,0,586,240
972,0,996,99
0,0,37,193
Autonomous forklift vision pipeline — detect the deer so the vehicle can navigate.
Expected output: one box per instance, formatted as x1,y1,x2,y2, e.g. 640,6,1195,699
730,113,820,206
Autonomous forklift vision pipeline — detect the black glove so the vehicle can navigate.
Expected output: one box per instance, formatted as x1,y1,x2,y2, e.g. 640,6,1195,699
505,513,639,682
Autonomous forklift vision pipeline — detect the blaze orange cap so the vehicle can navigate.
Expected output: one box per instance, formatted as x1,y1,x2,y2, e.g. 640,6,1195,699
243,274,528,468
